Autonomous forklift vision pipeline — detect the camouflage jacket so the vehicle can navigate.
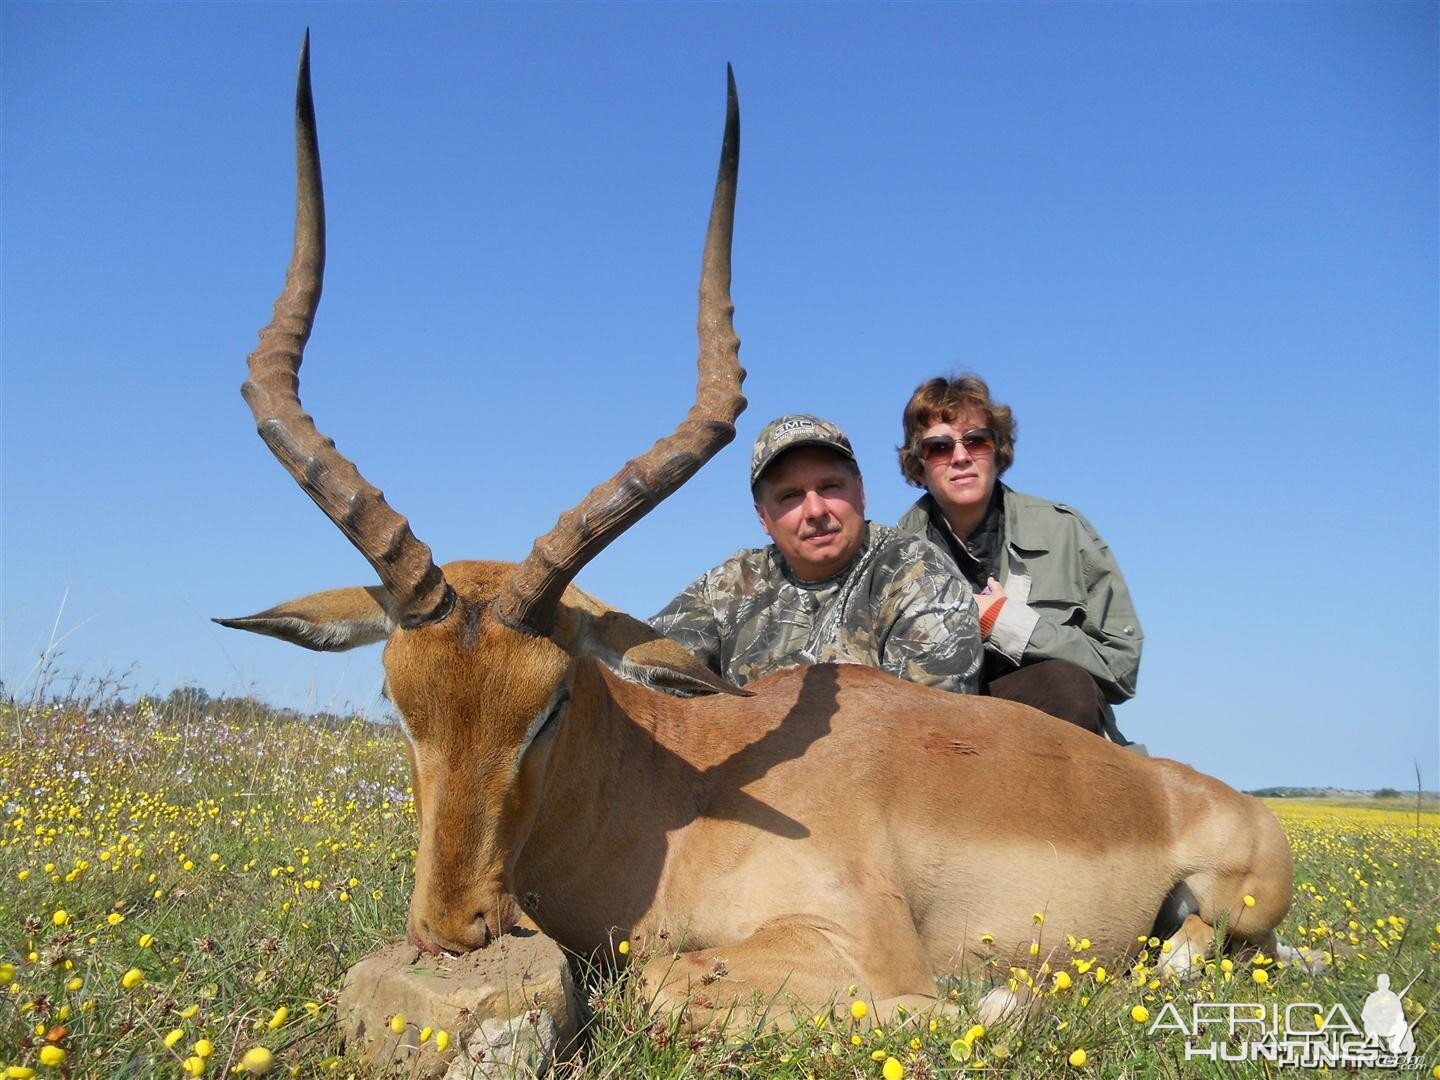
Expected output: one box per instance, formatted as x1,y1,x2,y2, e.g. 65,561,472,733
649,523,981,693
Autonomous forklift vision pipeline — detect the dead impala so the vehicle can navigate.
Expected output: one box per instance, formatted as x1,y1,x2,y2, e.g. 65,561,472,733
219,37,1296,1026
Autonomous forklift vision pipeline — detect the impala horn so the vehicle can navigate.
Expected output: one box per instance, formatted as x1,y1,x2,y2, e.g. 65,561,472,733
239,33,454,630
242,36,742,638
495,66,745,636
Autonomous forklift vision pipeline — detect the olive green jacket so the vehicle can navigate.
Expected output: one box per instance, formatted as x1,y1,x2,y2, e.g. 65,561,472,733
897,487,1142,703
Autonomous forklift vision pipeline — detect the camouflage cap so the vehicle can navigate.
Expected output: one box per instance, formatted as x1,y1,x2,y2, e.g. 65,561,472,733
749,414,857,485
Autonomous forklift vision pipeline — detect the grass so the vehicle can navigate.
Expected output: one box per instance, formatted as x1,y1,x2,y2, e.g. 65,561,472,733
0,689,1436,1077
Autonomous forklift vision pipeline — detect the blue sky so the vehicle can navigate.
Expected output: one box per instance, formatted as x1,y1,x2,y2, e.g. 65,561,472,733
3,3,1435,793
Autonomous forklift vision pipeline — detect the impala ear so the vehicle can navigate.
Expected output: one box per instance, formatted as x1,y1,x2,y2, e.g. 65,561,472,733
214,586,397,651
554,591,749,698
607,626,752,698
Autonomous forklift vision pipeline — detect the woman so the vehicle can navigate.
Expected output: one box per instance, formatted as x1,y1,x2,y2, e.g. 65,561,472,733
895,375,1142,740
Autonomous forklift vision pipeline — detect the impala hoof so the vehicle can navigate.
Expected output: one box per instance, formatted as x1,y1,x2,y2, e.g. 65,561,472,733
977,987,1021,1027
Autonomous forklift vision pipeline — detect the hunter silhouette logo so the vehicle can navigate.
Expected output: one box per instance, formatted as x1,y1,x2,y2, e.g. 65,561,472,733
1362,973,1418,1056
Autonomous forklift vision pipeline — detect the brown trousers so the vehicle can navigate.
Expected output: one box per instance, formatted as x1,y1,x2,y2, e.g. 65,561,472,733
983,657,1114,739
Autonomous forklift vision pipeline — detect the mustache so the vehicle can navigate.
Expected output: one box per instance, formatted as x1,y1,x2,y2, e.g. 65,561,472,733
799,521,841,540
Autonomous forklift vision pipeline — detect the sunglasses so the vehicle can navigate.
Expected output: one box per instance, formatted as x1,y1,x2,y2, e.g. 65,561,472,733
916,429,997,462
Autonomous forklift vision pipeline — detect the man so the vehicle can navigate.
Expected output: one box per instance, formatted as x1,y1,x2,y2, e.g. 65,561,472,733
896,375,1142,739
651,414,982,694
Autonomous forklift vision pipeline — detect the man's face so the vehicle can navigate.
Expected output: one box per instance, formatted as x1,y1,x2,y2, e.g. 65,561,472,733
754,447,867,582
919,410,1000,521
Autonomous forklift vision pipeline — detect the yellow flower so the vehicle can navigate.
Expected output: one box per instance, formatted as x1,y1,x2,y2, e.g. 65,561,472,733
51,911,69,927
1053,971,1072,991
121,967,144,989
1243,895,1256,908
388,1014,407,1035
419,1026,432,1043
1131,1005,1150,1023
65,978,82,992
37,1047,65,1068
182,1057,205,1076
7,1067,37,1079
180,1004,200,1020
267,1006,288,1030
965,1024,985,1042
106,913,124,926
1252,969,1269,984
617,940,630,956
882,1057,903,1080
1033,913,1045,925
435,1031,450,1053
870,1050,887,1062
238,1047,274,1075
138,933,154,948
980,934,994,945
1028,941,1040,956
1068,1048,1087,1067
950,1038,973,1061
164,1028,185,1048
16,870,30,882
194,1039,214,1059
851,1000,869,1020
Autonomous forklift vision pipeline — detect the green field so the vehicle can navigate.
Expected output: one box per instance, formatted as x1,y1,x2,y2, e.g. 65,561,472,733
1,693,1435,1077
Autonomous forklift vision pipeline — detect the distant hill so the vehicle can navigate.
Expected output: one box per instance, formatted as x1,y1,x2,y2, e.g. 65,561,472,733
1248,786,1439,801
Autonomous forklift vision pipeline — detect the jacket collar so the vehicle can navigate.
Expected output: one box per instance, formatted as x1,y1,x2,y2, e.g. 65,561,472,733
904,484,1055,555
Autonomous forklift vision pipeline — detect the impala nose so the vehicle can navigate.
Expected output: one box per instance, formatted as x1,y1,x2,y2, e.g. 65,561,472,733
408,910,494,955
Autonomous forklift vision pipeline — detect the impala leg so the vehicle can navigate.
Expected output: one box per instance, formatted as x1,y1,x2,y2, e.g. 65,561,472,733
639,916,939,1032
1162,796,1294,964
1155,913,1214,981
976,982,1034,1028
1189,861,1291,955
640,921,856,1030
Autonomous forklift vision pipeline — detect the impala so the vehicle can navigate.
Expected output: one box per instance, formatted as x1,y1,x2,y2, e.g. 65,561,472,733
219,38,1295,1027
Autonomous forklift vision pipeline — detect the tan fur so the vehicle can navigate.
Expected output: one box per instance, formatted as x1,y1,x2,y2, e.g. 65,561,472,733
224,559,1294,1026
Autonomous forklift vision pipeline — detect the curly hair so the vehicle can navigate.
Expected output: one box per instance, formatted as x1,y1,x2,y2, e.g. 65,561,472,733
897,374,1016,487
